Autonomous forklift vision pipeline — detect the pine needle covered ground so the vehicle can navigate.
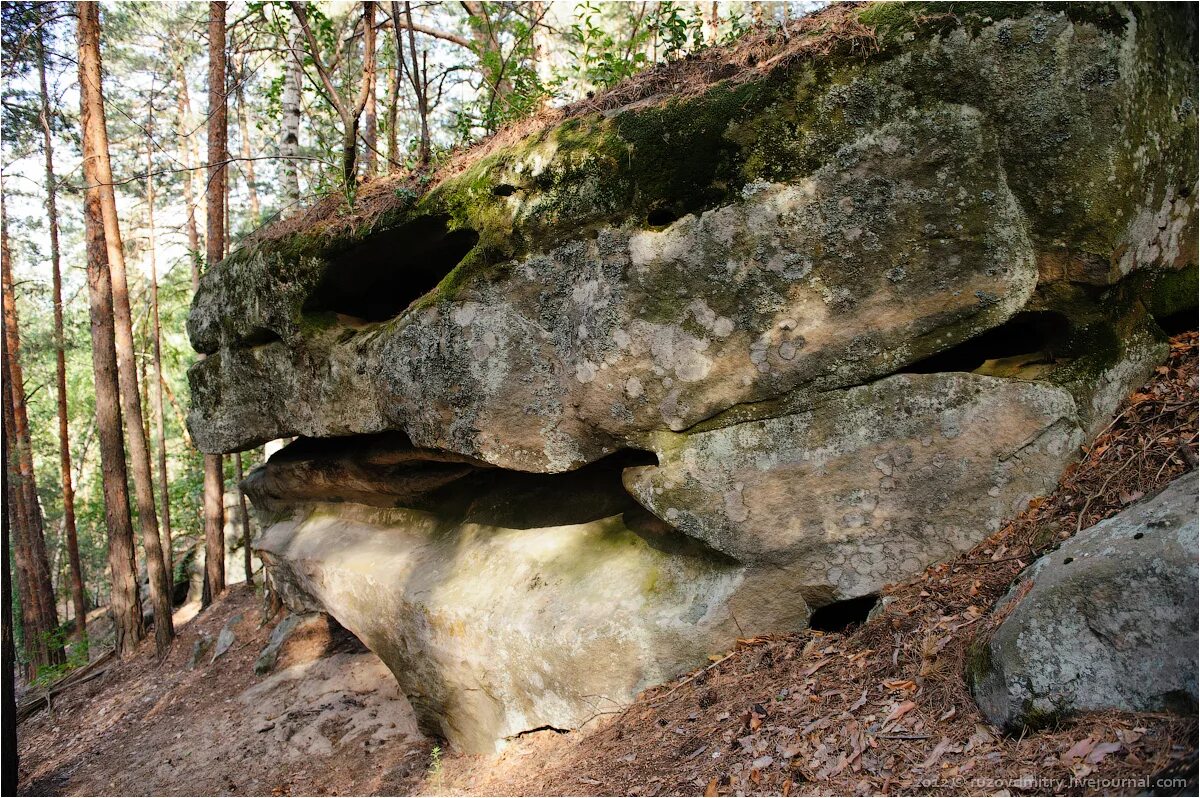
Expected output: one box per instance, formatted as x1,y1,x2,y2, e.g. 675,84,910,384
434,332,1199,797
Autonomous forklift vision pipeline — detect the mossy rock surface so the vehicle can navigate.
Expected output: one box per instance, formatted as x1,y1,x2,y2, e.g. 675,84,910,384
196,2,1196,754
189,2,1195,467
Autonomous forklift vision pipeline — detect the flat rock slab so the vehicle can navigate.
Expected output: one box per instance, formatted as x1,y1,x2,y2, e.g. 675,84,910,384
972,472,1199,730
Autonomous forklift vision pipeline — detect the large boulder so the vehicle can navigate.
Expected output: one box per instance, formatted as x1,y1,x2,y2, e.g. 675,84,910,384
971,473,1199,730
625,372,1086,603
191,3,1197,752
188,3,1195,467
249,448,808,752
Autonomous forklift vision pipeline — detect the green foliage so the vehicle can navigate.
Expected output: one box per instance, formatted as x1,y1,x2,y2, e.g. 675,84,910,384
568,2,652,90
29,627,89,687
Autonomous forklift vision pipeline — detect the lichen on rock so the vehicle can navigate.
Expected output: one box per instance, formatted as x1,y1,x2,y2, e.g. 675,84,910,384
188,2,1197,753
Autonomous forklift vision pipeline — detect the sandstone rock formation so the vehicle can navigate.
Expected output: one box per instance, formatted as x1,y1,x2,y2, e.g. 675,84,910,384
189,3,1197,751
971,473,1199,730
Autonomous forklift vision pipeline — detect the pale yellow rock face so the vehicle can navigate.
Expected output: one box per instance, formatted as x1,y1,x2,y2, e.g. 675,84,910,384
257,498,808,752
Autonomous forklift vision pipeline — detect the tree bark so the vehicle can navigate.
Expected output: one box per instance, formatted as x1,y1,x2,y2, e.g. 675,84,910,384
2,328,19,794
145,137,173,600
385,57,400,170
77,1,145,658
280,12,302,208
236,453,253,584
2,299,38,677
173,58,203,289
37,33,87,649
78,1,173,656
203,0,229,606
363,1,379,178
1,190,64,674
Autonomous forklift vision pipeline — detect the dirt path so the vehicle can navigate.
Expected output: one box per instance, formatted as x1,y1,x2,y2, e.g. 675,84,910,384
17,587,432,796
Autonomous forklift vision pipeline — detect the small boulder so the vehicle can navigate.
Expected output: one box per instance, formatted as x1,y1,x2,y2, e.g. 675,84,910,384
971,473,1199,730
253,613,327,675
210,612,244,664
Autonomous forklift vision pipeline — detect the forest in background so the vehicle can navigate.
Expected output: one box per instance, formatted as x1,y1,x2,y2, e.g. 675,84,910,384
1,0,824,684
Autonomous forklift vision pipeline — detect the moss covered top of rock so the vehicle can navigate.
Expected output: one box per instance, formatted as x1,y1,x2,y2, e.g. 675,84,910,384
192,0,1195,357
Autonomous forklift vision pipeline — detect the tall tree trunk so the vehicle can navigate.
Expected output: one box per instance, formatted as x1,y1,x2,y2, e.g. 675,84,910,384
2,310,37,677
280,12,302,208
203,1,229,606
398,1,430,164
386,58,399,170
37,33,87,649
174,58,203,291
234,53,261,221
145,139,173,601
78,1,173,656
77,1,145,658
236,453,253,584
1,191,64,674
363,1,379,178
2,331,19,793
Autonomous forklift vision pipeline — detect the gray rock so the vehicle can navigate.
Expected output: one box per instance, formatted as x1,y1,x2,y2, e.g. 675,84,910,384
211,612,244,663
971,473,1199,730
187,2,1196,756
626,373,1086,603
187,5,1195,466
251,450,809,752
254,612,325,676
188,634,213,670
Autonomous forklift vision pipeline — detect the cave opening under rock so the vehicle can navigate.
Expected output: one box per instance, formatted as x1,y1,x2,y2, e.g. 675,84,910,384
302,214,479,323
906,310,1073,374
808,594,879,632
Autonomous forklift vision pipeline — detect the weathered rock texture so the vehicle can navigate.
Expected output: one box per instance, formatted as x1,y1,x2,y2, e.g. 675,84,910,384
190,3,1198,751
971,473,1199,730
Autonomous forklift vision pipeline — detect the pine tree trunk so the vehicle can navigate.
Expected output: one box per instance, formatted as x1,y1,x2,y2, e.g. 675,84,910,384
203,1,229,606
280,13,302,208
77,1,145,658
2,328,38,676
145,139,174,601
2,342,19,793
38,33,87,649
78,2,173,656
386,59,399,170
235,53,261,221
1,191,64,674
174,59,203,291
363,1,379,178
236,453,253,584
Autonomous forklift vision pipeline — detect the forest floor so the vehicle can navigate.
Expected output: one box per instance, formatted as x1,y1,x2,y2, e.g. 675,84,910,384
16,333,1199,797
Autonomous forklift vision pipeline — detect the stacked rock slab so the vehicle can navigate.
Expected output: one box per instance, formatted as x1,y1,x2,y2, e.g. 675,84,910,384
190,3,1197,751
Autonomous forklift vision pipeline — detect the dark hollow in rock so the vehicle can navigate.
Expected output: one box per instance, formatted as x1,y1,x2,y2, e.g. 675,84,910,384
907,311,1073,374
303,214,479,322
1156,307,1199,336
646,205,680,227
808,594,879,632
240,326,283,347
